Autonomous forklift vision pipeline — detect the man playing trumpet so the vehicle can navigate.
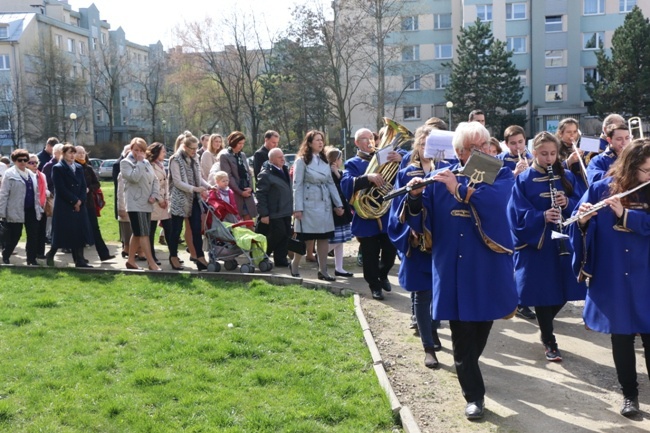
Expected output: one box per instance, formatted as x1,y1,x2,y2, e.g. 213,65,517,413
398,121,518,420
497,125,532,178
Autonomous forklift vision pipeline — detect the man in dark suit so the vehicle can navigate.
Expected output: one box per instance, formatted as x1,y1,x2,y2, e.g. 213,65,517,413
253,130,280,180
255,148,292,267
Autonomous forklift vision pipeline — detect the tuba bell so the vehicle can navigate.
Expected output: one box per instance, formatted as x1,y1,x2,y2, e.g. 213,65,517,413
629,116,644,139
351,117,414,220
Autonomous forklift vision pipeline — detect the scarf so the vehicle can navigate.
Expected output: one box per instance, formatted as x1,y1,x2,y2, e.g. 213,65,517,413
229,148,250,190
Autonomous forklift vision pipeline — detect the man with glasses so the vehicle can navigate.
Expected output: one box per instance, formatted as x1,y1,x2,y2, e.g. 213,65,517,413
400,121,517,420
341,128,403,300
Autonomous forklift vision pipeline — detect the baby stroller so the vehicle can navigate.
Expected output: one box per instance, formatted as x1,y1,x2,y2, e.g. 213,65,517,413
203,194,273,274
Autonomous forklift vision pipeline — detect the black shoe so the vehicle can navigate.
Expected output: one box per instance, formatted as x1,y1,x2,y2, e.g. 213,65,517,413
432,329,442,351
189,257,198,263
75,262,93,268
27,260,39,266
516,305,536,320
424,347,439,369
289,264,300,278
121,251,128,258
36,255,47,260
152,258,161,266
335,270,354,277
621,397,640,418
46,253,54,267
274,261,290,267
380,279,392,292
465,400,485,420
136,255,147,262
195,260,208,271
356,251,363,267
543,341,562,362
169,257,184,271
317,271,335,282
371,289,384,300
409,315,418,330
100,254,116,262
2,257,9,265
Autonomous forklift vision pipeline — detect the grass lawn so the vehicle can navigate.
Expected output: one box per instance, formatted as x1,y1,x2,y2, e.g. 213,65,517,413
98,180,119,244
0,270,394,432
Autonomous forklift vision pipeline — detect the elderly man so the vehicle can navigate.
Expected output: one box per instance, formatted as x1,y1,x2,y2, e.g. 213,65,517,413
341,127,404,300
253,130,280,180
255,147,292,267
400,121,518,420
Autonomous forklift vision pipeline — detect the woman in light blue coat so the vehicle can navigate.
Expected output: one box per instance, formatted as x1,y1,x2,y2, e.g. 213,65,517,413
291,130,344,281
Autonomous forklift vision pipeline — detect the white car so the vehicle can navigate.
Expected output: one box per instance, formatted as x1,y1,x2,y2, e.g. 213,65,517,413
98,159,117,180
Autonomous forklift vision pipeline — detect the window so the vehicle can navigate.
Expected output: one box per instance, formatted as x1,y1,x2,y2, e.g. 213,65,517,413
0,116,9,131
402,46,420,61
477,5,492,22
506,3,526,20
401,16,418,31
507,37,526,53
545,16,562,32
434,13,452,29
583,32,604,50
403,106,421,120
67,38,75,53
545,84,565,102
518,70,528,87
96,109,103,122
0,85,12,101
92,37,97,50
545,50,566,67
620,0,637,12
101,33,106,45
79,42,85,55
435,73,450,89
584,0,605,15
121,96,127,107
404,75,421,91
55,35,62,48
584,67,601,83
436,44,453,59
0,55,9,70
0,27,7,39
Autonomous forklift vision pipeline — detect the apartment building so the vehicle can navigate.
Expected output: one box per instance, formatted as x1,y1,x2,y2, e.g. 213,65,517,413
0,0,160,153
349,0,647,136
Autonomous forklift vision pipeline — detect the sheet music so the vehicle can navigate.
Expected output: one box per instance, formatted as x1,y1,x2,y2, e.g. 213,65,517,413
375,145,393,165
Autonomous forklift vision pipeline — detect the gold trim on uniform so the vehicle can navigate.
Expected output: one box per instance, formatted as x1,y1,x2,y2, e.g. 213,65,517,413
451,209,471,218
469,205,514,254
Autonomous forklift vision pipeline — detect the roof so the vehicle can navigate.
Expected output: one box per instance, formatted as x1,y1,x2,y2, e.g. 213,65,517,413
0,13,36,42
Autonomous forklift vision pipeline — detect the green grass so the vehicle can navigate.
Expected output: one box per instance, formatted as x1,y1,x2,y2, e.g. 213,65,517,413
98,180,119,244
0,270,394,432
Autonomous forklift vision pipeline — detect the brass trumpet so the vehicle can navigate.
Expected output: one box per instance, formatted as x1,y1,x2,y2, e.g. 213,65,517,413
629,116,644,139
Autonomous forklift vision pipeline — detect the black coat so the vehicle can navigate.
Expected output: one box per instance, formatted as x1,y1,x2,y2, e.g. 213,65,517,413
255,163,293,219
51,161,93,249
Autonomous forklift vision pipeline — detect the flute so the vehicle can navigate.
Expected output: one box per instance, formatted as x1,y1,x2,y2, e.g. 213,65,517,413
561,179,650,227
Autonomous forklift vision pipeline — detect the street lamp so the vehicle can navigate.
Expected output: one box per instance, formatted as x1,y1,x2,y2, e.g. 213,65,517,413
445,101,454,131
162,119,167,146
69,113,77,146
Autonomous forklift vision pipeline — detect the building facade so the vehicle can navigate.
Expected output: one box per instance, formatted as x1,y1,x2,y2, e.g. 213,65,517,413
0,0,161,153
348,0,649,136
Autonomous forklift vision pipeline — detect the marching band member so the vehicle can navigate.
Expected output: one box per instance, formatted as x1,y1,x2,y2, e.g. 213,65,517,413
569,138,650,418
598,114,626,152
587,123,631,184
400,121,517,420
556,117,590,194
506,132,585,362
497,125,531,177
388,125,442,369
341,128,403,300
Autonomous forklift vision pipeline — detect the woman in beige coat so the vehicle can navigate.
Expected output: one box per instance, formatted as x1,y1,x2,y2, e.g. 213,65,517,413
200,134,224,182
146,142,171,266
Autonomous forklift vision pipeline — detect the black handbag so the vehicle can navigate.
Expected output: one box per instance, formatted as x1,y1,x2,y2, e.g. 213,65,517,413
287,220,306,255
0,220,7,247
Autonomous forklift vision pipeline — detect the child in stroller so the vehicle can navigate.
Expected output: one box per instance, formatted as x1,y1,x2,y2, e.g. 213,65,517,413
204,171,272,273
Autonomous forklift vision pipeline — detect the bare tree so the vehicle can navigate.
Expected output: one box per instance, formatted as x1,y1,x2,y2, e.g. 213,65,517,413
0,72,28,150
130,43,169,142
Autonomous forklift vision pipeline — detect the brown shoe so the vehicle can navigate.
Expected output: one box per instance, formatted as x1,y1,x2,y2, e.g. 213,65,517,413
424,347,439,369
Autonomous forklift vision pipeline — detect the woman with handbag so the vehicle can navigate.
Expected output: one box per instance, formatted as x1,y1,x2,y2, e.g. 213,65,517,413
291,130,344,280
27,153,49,260
147,142,172,267
0,149,42,265
120,137,161,271
75,146,114,262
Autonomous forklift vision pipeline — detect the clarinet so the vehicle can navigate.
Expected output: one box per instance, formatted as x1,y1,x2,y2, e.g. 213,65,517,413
546,165,569,256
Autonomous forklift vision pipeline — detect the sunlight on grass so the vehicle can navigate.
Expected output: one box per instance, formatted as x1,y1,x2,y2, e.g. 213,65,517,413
0,270,394,432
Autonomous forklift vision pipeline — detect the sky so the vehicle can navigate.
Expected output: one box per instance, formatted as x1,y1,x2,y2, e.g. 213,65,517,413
66,0,331,48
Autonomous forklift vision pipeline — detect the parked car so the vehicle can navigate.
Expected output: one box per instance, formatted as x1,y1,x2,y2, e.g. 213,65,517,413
284,153,296,168
98,159,117,180
89,158,103,177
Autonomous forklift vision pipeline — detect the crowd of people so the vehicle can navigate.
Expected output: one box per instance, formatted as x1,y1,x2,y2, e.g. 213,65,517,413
0,112,649,422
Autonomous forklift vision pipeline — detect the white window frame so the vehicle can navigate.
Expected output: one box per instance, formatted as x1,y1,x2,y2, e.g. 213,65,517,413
55,34,62,48
545,16,563,32
545,50,566,67
477,5,493,22
436,44,453,59
0,55,9,70
79,41,85,55
545,84,566,102
435,73,450,89
0,27,8,39
620,0,637,13
518,70,528,87
403,106,421,120
584,0,605,15
506,3,526,20
507,36,527,54
67,38,75,53
583,32,604,50
401,16,418,31
583,67,601,83
402,46,420,62
404,75,421,91
434,13,452,30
